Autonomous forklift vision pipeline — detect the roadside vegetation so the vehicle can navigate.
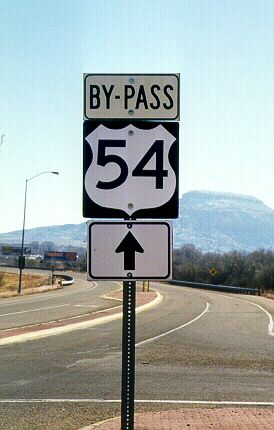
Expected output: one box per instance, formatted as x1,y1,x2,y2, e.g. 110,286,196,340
1,241,273,295
0,272,53,298
0,268,5,288
173,245,274,293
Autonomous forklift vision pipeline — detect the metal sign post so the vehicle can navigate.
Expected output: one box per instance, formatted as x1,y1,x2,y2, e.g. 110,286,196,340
51,255,55,287
121,280,136,430
87,220,172,430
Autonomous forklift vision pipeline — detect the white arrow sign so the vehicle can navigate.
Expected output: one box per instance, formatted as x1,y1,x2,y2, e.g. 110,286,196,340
83,121,179,219
87,221,172,280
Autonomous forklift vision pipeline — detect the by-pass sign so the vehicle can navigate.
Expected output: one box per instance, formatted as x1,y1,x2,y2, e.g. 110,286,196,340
83,74,180,120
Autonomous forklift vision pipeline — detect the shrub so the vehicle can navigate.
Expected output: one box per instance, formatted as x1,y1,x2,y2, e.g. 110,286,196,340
173,246,274,291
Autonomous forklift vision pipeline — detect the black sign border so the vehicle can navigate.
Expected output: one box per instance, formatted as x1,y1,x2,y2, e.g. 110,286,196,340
83,120,179,219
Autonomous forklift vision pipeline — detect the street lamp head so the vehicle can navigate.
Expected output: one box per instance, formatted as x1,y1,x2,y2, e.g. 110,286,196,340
27,171,60,182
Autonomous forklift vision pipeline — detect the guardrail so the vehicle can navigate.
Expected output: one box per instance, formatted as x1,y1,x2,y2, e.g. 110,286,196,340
169,280,260,295
0,263,65,272
54,274,74,286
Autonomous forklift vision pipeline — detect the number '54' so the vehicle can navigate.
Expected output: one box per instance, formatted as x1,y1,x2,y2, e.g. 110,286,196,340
96,140,168,190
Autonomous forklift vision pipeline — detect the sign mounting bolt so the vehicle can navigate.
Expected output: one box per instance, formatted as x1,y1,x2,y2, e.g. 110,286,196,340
129,77,135,84
128,203,134,210
128,130,134,136
128,109,134,116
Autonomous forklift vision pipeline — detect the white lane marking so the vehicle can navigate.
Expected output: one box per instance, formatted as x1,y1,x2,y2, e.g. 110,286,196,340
75,350,94,355
74,305,98,308
101,293,123,302
135,399,274,405
223,296,274,337
0,399,273,406
136,302,210,347
0,304,70,317
163,284,274,338
0,283,98,308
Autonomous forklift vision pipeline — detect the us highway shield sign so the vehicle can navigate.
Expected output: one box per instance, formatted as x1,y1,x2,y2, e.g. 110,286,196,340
83,120,179,219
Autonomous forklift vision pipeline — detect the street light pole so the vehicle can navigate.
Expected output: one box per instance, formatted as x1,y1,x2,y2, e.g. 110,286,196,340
18,171,59,294
18,179,28,294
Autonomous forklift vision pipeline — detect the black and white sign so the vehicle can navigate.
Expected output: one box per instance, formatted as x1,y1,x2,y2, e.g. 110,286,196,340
84,74,180,120
83,120,179,219
87,221,172,280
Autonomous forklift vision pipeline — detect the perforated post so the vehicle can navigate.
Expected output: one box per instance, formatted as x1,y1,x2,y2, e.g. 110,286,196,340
121,280,136,430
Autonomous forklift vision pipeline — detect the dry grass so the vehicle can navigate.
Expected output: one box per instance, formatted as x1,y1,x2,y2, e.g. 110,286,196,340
262,292,274,300
0,271,61,298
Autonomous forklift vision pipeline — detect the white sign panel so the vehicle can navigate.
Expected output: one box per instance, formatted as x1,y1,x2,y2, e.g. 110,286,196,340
87,221,172,280
83,121,179,219
84,74,180,120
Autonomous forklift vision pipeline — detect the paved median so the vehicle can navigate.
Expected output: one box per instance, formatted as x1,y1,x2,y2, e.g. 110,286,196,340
0,290,162,345
83,407,273,430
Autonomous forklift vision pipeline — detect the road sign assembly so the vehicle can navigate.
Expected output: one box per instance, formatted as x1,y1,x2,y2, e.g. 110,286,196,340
83,72,180,430
84,73,179,120
83,120,179,218
87,220,172,280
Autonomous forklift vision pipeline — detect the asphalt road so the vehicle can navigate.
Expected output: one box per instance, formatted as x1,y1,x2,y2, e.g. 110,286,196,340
0,271,121,329
0,273,273,429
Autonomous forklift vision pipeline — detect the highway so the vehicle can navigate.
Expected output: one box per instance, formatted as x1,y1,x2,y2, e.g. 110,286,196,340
0,271,120,330
0,271,273,429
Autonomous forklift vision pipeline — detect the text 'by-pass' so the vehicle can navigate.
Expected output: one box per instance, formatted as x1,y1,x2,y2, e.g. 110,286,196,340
84,74,180,120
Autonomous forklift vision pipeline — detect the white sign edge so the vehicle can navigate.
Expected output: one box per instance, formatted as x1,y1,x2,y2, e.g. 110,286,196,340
86,220,173,281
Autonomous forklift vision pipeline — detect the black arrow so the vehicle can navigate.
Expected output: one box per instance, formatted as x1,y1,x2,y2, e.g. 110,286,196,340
115,231,144,270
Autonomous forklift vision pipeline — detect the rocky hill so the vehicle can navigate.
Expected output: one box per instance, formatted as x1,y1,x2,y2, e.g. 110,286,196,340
0,223,86,248
174,191,274,252
1,191,274,253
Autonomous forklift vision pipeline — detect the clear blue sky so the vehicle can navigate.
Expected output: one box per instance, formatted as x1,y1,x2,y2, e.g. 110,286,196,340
0,0,273,233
